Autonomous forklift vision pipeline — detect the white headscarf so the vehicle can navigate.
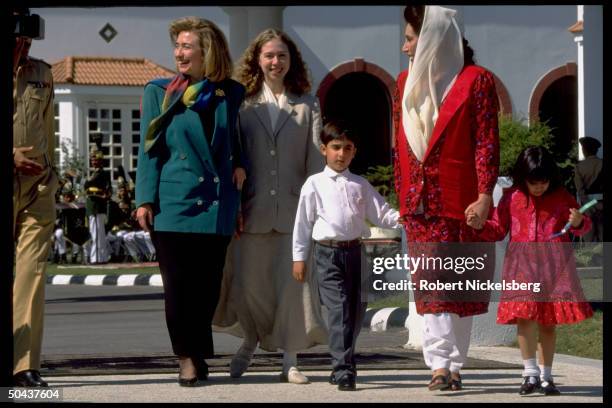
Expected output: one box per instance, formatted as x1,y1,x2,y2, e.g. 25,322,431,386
401,6,464,161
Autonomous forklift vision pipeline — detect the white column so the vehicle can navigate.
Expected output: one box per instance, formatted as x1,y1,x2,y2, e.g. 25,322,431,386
575,6,586,159
583,5,604,157
575,34,585,159
223,7,248,62
58,100,74,167
222,7,285,62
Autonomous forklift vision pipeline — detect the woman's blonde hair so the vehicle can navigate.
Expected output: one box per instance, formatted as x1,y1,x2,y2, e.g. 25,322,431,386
169,17,232,82
235,28,311,98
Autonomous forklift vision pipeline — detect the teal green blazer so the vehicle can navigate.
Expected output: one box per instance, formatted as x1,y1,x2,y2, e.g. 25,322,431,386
135,78,245,235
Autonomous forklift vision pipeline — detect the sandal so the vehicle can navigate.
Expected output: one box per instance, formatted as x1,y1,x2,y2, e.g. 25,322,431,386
449,374,462,391
428,373,450,391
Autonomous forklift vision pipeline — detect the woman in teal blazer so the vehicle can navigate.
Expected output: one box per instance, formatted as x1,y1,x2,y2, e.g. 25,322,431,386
135,17,245,387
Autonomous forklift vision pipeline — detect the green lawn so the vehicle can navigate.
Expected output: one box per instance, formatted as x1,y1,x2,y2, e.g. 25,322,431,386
549,310,603,359
510,310,603,360
368,294,407,309
46,264,160,276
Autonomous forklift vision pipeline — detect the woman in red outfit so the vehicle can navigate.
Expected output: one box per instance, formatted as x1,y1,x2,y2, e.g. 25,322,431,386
393,5,500,391
467,146,593,396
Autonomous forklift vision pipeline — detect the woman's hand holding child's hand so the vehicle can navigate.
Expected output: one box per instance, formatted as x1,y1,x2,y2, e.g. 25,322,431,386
466,210,484,230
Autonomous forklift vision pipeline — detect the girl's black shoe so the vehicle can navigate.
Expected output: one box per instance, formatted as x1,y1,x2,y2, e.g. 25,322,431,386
519,376,542,395
541,379,561,396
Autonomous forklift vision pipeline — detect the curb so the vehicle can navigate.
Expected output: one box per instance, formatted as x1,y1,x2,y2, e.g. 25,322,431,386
363,307,408,331
47,273,162,287
46,274,408,332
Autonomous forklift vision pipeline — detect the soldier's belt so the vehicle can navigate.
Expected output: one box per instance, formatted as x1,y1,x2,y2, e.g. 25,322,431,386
86,187,107,197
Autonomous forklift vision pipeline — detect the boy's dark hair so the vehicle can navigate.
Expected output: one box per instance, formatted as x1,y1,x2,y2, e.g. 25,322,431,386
511,146,561,195
320,119,358,146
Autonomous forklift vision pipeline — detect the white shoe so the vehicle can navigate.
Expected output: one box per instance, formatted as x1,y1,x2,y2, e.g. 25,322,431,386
280,367,310,384
229,345,254,378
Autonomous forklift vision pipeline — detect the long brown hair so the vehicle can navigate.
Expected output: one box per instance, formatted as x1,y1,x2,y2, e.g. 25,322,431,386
169,17,232,82
235,28,311,98
403,5,475,66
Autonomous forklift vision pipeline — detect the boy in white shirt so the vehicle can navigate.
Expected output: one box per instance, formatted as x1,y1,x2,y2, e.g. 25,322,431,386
292,120,400,391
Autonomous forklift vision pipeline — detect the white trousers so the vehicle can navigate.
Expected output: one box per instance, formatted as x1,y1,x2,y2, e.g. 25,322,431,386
107,232,123,257
53,228,66,255
123,231,155,261
422,313,473,372
142,231,156,256
88,214,110,263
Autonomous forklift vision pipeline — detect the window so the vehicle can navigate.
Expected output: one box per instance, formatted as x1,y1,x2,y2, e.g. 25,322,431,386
87,105,140,182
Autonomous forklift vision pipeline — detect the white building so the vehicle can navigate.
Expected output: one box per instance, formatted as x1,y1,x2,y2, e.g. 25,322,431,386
26,4,603,347
30,5,602,180
51,56,174,182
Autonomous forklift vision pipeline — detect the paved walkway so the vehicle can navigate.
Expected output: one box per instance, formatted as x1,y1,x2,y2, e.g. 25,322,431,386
29,346,603,403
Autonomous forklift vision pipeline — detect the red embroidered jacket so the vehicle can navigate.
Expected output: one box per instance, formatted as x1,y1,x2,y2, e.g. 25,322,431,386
393,65,500,221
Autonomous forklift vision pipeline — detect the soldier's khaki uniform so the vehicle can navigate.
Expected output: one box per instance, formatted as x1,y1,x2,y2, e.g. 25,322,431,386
13,56,58,374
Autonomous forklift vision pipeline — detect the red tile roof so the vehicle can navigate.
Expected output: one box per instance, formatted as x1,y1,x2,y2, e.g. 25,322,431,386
568,20,583,33
51,56,176,86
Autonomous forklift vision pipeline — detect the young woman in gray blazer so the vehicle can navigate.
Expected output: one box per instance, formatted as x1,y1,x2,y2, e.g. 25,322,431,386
213,29,327,384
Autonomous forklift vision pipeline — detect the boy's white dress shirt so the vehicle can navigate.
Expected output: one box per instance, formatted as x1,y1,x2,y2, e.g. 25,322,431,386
292,166,400,261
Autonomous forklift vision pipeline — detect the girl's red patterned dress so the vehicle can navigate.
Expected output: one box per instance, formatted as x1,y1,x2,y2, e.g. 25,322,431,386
477,187,593,325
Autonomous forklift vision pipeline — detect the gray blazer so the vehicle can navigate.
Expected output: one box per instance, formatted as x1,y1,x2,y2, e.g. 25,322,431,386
239,91,324,234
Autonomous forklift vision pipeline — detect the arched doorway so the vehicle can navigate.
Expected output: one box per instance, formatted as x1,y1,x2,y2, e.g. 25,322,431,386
321,72,390,175
529,63,578,157
317,60,393,176
539,76,578,156
539,75,578,158
529,63,578,191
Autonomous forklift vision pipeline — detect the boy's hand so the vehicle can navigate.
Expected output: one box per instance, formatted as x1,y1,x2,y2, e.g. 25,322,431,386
466,210,483,230
569,208,584,228
293,261,306,283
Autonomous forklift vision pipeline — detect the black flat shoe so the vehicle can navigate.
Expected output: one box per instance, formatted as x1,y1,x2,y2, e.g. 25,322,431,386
329,372,337,385
178,376,198,387
337,374,356,391
541,379,561,396
178,356,202,386
13,370,48,387
519,376,542,395
195,360,209,381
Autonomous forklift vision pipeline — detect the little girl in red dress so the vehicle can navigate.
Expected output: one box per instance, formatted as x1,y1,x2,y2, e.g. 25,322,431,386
467,146,593,396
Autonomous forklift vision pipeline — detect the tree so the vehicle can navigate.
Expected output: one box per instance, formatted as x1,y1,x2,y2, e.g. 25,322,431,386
499,114,577,193
363,164,398,210
58,139,87,201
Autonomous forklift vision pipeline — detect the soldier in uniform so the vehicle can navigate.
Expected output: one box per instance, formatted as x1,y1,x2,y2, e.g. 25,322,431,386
58,184,89,264
575,136,603,242
84,141,112,264
12,7,57,387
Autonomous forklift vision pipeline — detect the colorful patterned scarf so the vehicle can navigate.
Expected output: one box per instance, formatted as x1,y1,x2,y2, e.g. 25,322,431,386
144,75,217,152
